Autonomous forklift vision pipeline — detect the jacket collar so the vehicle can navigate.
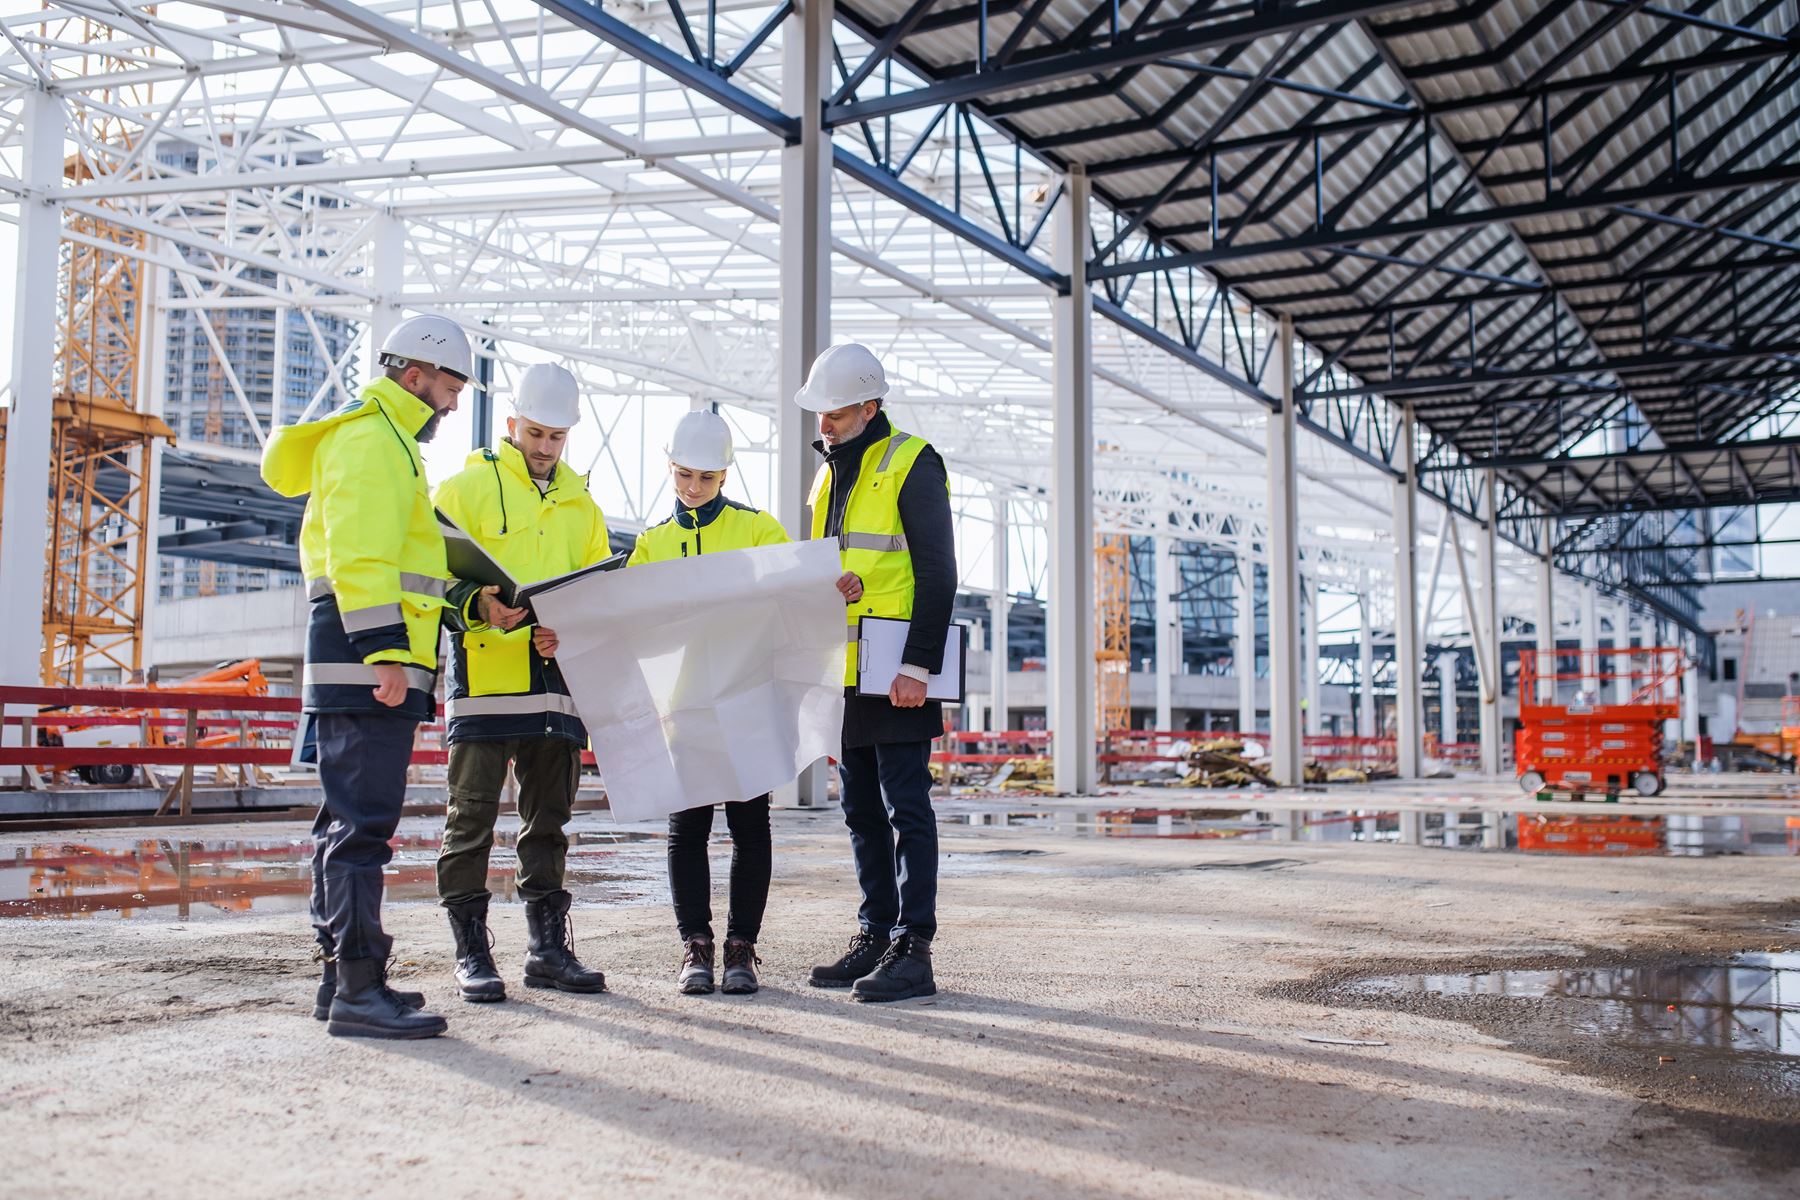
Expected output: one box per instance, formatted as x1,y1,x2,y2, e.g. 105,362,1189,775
485,438,577,496
365,376,437,440
675,491,729,530
813,408,892,465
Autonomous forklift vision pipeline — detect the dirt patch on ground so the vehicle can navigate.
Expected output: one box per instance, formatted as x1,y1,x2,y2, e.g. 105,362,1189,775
1279,901,1800,1172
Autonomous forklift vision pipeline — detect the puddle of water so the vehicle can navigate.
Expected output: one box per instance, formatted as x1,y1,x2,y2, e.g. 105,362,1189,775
944,807,1800,857
1355,953,1800,1059
0,827,666,920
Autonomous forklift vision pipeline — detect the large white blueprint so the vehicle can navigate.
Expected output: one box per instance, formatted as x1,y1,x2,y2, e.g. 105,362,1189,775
528,539,846,821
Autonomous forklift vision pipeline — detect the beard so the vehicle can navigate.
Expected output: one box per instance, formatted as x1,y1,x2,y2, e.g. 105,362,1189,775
416,408,446,443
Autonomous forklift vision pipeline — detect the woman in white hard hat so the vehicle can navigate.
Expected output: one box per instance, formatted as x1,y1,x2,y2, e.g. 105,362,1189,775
628,409,789,995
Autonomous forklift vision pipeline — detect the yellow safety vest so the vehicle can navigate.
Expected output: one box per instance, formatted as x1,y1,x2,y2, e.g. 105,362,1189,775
261,377,448,718
809,426,934,685
628,495,789,564
433,440,609,741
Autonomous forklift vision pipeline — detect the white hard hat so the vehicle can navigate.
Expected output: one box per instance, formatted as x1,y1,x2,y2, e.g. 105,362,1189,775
793,342,889,412
512,363,582,428
379,314,484,389
665,410,734,471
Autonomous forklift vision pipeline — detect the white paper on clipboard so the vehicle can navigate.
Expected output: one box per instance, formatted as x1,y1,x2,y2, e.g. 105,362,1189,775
855,616,967,702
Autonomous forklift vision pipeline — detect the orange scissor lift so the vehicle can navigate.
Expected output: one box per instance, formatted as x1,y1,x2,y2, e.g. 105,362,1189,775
1515,646,1684,798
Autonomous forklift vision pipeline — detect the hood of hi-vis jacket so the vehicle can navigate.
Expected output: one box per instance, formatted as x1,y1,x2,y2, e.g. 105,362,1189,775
260,376,449,720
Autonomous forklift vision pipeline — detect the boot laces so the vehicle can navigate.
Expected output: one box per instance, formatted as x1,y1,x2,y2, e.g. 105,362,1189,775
724,939,760,970
683,938,714,969
844,930,879,959
875,935,915,968
380,956,414,1005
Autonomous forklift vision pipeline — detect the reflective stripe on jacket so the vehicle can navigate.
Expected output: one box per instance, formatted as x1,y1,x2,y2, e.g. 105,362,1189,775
626,493,790,565
434,439,610,744
808,426,933,686
261,377,447,720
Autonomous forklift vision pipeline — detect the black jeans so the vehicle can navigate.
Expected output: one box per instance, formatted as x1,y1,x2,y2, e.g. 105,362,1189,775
665,795,771,943
837,740,937,941
307,711,417,962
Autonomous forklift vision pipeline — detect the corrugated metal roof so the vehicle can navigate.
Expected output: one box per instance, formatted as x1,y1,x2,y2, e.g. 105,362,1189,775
835,0,1800,485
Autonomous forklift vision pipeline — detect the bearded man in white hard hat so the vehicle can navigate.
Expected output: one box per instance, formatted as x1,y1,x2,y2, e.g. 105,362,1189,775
262,313,483,1039
794,343,958,1003
431,362,611,1002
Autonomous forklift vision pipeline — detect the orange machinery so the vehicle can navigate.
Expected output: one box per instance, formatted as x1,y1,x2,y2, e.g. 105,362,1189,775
1780,696,1800,762
1515,646,1684,797
41,659,273,785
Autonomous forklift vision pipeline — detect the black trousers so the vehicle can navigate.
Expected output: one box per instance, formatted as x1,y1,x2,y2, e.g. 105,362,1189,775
665,795,771,943
837,740,937,942
307,711,417,963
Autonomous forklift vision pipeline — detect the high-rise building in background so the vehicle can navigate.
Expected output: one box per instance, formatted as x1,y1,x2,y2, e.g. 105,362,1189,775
151,136,360,599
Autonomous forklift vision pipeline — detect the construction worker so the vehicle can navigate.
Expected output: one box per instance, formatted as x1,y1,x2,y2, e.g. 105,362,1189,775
433,362,609,1002
796,344,957,1003
627,410,790,996
261,313,480,1040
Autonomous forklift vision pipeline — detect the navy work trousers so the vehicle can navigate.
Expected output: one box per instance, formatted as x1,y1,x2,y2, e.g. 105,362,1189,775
307,711,417,962
837,740,937,942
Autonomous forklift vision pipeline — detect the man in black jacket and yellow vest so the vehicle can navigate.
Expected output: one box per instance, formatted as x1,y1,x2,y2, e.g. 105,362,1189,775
261,313,479,1040
434,362,609,1002
798,343,958,1002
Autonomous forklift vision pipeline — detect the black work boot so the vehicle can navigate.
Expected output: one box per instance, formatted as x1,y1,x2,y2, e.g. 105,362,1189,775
852,934,936,1003
722,938,760,995
524,890,606,993
312,950,425,1020
445,897,506,1003
678,937,715,995
808,929,890,989
326,957,448,1040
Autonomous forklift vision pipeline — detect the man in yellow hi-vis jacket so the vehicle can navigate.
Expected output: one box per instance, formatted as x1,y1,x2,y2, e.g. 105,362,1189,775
262,314,481,1040
433,363,610,1002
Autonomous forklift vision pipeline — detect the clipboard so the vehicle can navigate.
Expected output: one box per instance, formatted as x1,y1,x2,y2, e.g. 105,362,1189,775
437,507,625,620
855,616,967,703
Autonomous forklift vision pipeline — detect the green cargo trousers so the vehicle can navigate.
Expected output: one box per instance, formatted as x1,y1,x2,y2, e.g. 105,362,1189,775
437,737,582,906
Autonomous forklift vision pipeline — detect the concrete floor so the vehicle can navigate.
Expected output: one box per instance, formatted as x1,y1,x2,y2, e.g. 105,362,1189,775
2,786,1796,1198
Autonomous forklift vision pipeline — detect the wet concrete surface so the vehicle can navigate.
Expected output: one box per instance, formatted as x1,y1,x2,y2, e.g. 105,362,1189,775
3,807,1798,1195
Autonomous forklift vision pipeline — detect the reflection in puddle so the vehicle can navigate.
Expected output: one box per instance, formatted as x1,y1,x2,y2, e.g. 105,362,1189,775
0,828,666,920
944,807,1800,856
1354,954,1800,1060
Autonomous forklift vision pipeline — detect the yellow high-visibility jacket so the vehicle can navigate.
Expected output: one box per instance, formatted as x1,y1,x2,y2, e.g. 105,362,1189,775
627,493,789,565
261,377,448,720
435,439,610,744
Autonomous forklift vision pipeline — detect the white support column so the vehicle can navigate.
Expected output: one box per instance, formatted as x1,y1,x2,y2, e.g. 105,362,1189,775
137,260,170,674
1357,582,1375,738
1392,405,1423,778
1050,165,1096,795
1155,535,1177,731
0,90,64,689
989,493,1009,732
1613,600,1634,706
1536,520,1556,704
366,213,404,382
1476,472,1502,777
1303,576,1322,736
1438,650,1461,747
1267,315,1303,786
777,0,834,807
1580,582,1599,705
1235,548,1256,734
1681,631,1700,759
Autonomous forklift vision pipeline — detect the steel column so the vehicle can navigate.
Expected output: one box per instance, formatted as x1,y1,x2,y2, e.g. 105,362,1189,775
1438,651,1460,748
990,492,1009,732
1357,581,1375,739
1393,405,1423,778
1536,518,1556,704
1476,471,1502,777
1051,166,1095,795
367,213,404,382
1236,547,1256,734
1304,576,1322,736
1580,582,1600,704
1267,315,1303,786
0,91,64,688
778,0,835,807
1155,534,1177,732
